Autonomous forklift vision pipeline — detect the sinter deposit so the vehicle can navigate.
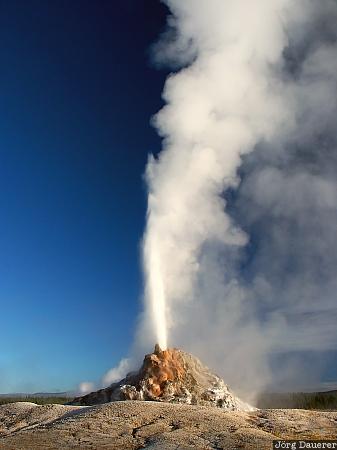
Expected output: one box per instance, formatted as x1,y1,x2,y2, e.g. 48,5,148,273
72,345,253,411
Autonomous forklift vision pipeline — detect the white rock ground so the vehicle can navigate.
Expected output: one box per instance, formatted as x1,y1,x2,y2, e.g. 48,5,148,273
1,400,337,449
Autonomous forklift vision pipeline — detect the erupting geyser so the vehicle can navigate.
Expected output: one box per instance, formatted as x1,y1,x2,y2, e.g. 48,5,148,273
141,0,297,366
143,230,168,350
98,0,337,396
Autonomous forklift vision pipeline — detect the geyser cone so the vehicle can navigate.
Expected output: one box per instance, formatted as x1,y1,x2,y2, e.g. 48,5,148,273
72,345,254,411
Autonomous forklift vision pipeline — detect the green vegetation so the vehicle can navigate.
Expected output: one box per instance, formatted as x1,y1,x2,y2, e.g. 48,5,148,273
256,390,337,410
1,391,336,410
0,396,73,406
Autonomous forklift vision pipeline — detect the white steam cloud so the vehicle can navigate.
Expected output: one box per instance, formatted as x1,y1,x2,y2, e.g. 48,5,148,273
78,381,95,395
143,0,293,351
102,358,132,387
139,0,337,397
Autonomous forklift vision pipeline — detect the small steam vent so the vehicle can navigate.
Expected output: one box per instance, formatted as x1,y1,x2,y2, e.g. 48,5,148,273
154,343,162,355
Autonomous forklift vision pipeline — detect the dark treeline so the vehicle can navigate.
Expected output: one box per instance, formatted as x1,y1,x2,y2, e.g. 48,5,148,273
256,391,337,410
0,396,73,406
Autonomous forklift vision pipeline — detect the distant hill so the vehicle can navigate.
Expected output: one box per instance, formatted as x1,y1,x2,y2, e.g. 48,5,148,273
0,392,72,398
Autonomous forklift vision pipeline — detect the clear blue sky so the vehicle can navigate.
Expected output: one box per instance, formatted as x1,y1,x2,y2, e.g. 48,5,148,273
0,0,168,393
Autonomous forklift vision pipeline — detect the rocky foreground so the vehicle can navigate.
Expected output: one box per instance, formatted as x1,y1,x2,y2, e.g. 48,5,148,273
2,349,336,449
0,400,337,449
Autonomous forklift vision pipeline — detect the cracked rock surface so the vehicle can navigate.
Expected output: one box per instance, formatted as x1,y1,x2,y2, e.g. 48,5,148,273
1,400,337,449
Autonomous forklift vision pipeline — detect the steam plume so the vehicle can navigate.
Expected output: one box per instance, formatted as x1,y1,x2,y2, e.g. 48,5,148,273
143,0,293,353
140,0,337,396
